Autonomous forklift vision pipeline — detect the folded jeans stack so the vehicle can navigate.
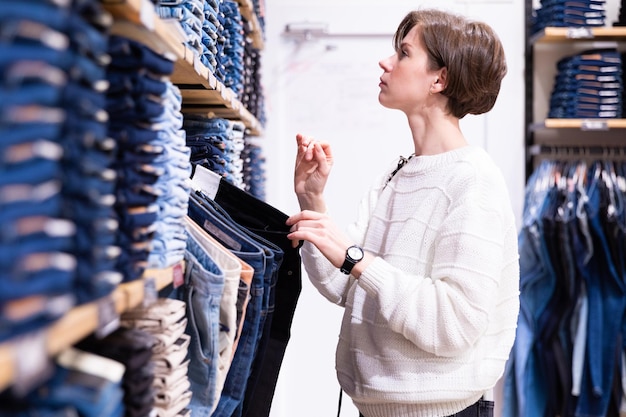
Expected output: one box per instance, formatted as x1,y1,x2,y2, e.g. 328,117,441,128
533,0,606,33
121,298,193,417
548,48,623,119
0,0,121,344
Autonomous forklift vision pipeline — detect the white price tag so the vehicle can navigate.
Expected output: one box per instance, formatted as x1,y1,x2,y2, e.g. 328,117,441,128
566,27,593,39
581,120,609,131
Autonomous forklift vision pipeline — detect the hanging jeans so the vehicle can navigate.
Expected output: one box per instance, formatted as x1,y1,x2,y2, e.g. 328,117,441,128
185,193,268,417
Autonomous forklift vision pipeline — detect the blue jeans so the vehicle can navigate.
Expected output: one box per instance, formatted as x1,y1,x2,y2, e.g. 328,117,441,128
575,163,626,417
502,161,558,417
17,361,125,417
182,229,226,416
185,193,268,417
210,178,303,417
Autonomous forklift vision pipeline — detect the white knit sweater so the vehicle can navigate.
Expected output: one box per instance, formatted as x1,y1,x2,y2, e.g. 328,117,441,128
301,146,520,417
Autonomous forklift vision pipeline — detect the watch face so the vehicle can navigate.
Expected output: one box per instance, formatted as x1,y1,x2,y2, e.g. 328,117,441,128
347,246,363,260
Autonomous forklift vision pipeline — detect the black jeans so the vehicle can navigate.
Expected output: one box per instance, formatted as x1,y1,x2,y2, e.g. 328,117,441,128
358,398,494,417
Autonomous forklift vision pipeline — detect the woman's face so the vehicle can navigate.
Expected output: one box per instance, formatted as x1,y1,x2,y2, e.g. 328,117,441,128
378,25,440,114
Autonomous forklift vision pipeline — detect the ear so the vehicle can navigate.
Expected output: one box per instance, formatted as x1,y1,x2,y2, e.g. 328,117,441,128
431,67,447,93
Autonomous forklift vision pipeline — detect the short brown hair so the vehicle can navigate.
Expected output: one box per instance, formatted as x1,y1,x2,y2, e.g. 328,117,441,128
393,9,507,118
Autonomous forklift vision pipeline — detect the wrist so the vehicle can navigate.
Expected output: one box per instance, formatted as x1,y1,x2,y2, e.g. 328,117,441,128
297,193,326,212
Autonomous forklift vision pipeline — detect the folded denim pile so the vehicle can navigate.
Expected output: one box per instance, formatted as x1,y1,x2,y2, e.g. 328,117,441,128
156,0,245,98
533,0,607,33
548,48,624,118
0,0,122,343
121,298,193,417
184,115,246,189
106,35,191,281
241,142,267,200
77,327,159,417
0,347,127,417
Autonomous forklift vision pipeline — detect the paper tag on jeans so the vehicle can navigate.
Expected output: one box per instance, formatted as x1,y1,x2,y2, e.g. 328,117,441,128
95,296,120,339
191,164,221,199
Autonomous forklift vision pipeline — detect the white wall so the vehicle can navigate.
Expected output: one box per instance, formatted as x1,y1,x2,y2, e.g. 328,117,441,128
258,1,525,416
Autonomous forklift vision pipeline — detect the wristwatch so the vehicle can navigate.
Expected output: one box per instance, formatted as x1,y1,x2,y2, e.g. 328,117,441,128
340,245,364,274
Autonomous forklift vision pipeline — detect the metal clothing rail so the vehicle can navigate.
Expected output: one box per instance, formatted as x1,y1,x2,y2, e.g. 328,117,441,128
528,144,626,160
282,22,392,43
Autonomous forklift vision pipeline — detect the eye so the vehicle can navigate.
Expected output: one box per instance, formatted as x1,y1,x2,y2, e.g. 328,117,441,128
398,49,409,59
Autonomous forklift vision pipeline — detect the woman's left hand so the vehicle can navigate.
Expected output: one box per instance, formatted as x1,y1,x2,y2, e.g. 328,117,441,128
286,210,351,263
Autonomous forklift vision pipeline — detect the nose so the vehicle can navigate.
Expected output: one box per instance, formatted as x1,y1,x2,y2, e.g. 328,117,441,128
379,55,393,71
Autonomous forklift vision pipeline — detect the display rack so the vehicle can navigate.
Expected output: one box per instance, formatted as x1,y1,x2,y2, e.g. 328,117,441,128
103,0,264,135
0,261,184,393
0,0,266,395
524,2,626,177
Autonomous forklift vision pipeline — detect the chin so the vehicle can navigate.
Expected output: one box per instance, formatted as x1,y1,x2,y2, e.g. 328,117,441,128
378,96,394,110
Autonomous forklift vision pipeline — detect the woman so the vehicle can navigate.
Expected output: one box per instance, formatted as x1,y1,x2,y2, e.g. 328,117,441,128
286,8,520,417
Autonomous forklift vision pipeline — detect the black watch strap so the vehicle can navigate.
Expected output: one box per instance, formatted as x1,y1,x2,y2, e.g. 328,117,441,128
340,245,364,275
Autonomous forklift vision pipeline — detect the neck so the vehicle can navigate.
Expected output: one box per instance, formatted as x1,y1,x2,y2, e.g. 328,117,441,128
406,111,467,156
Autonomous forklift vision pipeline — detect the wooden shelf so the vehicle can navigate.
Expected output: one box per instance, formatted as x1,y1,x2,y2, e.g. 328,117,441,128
531,119,626,130
0,261,183,393
531,26,626,44
102,0,264,136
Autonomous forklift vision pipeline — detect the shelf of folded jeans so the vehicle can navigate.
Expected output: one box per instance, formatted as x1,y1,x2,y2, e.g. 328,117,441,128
0,261,184,393
180,87,264,135
102,0,262,131
532,118,626,130
104,0,188,57
531,27,626,44
236,0,265,50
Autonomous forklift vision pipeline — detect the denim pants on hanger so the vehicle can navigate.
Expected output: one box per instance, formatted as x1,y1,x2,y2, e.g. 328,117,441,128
575,165,626,417
192,191,280,417
184,193,268,417
181,230,226,415
210,178,303,417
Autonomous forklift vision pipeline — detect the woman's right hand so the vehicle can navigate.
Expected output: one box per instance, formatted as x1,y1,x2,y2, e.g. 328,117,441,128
294,133,333,212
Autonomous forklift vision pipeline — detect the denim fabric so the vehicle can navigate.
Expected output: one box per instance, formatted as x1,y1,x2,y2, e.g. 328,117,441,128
503,160,626,417
106,36,183,282
502,161,561,417
76,327,157,417
182,229,226,416
184,216,242,406
533,0,607,32
146,83,191,269
17,352,125,417
184,115,246,189
185,193,267,417
156,4,204,56
0,0,117,313
548,49,623,119
210,178,302,417
221,0,245,98
575,163,626,417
